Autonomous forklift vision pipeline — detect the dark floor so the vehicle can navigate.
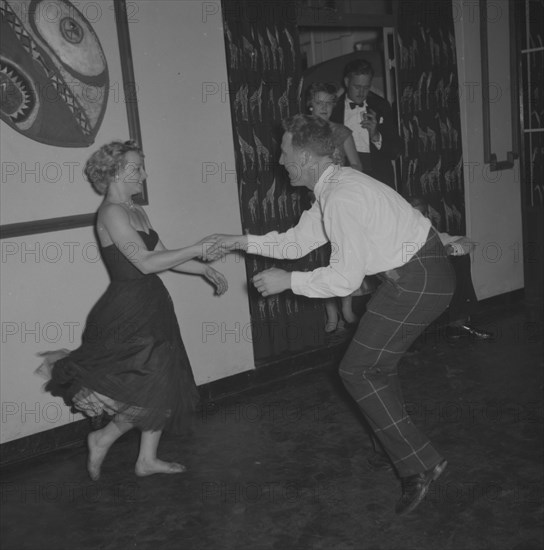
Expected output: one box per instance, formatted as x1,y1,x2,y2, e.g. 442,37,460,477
1,302,543,550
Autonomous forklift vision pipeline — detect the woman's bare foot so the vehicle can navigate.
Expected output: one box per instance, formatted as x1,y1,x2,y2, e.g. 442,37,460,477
341,296,358,324
342,309,358,324
324,318,338,333
87,431,110,481
135,459,187,477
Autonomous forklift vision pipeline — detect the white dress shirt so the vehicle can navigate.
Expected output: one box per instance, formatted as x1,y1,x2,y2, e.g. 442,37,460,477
247,166,432,299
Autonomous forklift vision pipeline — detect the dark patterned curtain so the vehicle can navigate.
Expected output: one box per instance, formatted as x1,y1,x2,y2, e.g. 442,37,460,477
397,0,466,235
221,0,326,362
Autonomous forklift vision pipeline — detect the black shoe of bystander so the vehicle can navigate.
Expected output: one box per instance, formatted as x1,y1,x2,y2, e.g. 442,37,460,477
446,324,494,341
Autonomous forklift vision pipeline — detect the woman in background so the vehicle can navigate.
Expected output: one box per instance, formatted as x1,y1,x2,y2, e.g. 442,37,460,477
37,140,227,480
306,82,362,332
306,82,363,173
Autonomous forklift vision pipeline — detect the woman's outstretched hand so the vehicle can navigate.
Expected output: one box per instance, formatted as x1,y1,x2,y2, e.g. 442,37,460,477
203,266,228,295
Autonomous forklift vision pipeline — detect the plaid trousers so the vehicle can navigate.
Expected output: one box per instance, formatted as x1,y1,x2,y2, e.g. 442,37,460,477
339,230,455,477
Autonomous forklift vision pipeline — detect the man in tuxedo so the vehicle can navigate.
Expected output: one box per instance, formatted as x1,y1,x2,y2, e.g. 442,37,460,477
330,59,402,188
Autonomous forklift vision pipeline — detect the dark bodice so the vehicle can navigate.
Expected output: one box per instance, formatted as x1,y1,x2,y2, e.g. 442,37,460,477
45,224,199,434
100,229,159,281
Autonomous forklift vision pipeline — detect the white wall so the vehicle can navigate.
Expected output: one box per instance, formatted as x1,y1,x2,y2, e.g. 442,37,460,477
0,1,254,444
453,0,524,299
127,1,254,383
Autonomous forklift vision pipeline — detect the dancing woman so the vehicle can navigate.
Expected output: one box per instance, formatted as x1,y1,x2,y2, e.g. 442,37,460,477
37,140,227,480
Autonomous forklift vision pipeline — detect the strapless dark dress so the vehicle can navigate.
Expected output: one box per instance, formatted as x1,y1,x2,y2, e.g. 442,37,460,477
42,229,199,433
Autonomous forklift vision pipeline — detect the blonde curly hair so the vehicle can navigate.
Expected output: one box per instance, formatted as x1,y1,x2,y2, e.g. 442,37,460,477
83,140,143,195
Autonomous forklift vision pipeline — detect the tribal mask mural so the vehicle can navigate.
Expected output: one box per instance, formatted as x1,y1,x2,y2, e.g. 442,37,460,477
0,0,109,147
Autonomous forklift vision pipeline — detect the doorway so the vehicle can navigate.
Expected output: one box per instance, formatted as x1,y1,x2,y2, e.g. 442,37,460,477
299,28,400,191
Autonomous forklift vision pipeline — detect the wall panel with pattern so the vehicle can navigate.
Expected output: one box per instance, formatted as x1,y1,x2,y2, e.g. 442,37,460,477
397,0,466,236
222,0,327,362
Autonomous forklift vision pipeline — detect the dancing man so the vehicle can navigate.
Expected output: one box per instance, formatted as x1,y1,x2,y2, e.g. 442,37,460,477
207,115,455,515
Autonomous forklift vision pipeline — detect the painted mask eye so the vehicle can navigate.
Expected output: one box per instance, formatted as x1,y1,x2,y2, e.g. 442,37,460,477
30,0,107,78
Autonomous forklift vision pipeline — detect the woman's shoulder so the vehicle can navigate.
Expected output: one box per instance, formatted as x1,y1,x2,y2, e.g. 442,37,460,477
97,201,125,218
96,202,133,229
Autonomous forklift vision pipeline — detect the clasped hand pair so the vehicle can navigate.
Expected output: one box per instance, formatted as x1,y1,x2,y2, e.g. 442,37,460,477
197,233,245,262
199,234,291,297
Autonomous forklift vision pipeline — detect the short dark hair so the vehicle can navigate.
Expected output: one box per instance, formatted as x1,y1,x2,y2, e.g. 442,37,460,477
282,114,335,158
343,59,374,81
305,82,339,110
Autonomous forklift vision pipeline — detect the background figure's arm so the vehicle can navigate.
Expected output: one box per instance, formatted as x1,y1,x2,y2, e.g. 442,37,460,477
436,231,475,256
447,236,475,256
343,135,363,171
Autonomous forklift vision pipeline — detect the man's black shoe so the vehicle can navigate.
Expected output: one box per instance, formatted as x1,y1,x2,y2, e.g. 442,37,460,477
446,324,493,341
395,459,448,515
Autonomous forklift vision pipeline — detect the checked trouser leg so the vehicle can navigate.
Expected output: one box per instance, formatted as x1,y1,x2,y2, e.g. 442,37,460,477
339,232,455,477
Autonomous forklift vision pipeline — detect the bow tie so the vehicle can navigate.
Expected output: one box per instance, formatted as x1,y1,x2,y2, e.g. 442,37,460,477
349,102,365,110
